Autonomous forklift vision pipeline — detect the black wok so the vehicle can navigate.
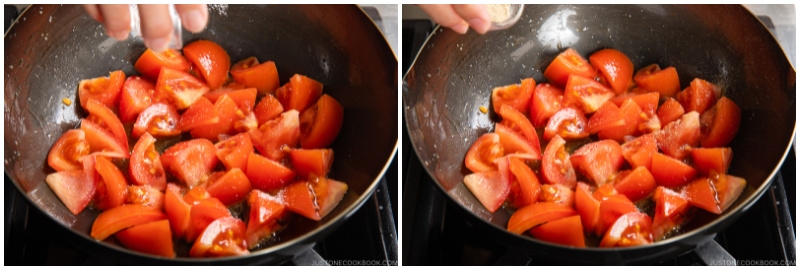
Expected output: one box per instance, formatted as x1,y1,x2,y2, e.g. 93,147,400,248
403,4,795,264
4,4,397,264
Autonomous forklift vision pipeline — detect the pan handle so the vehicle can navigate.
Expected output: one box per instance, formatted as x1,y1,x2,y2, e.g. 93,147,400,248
694,238,736,266
292,247,330,266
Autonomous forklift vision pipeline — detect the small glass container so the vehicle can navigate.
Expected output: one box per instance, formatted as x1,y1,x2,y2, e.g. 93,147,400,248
488,4,523,31
129,4,183,49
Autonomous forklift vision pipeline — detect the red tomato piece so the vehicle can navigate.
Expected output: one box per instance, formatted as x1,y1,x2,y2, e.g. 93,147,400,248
189,217,249,258
600,212,653,247
570,140,624,186
657,97,685,126
299,94,344,149
115,219,175,258
610,92,659,118
126,184,164,209
543,106,589,140
282,176,348,221
90,204,167,240
186,197,232,242
182,40,231,90
620,133,658,170
45,169,96,215
586,101,625,134
506,202,577,234
652,186,690,240
691,147,733,175
700,97,741,148
656,111,701,160
129,132,167,190
597,98,642,142
215,132,254,171
544,48,598,88
529,215,586,247
178,96,219,131
589,48,633,95
119,76,156,123
290,148,334,180
204,87,258,115
276,74,324,113
677,78,719,114
633,64,680,98
539,184,575,207
134,48,191,80
190,94,239,141
154,68,211,110
250,109,301,161
596,194,638,237
231,57,281,95
613,166,657,202
93,155,129,210
464,133,504,173
254,94,285,125
164,183,191,239
495,123,539,158
132,102,181,138
683,173,746,214
564,74,616,114
462,171,511,213
161,138,218,187
80,119,129,159
48,129,91,172
78,70,125,110
498,104,541,157
245,189,287,248
506,157,541,209
246,152,296,191
491,78,536,115
206,168,253,205
651,152,697,187
529,83,564,127
84,99,128,153
541,135,577,189
575,182,601,234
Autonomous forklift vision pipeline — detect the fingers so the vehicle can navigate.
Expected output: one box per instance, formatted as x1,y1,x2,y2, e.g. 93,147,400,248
136,4,174,52
417,4,490,34
82,4,103,22
174,4,209,33
97,4,131,40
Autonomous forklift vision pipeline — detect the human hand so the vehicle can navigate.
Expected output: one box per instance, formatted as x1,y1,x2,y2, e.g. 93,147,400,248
416,4,490,34
82,4,208,52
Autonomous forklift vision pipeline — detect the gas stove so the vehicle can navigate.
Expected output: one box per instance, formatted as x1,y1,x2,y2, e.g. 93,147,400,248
402,4,795,265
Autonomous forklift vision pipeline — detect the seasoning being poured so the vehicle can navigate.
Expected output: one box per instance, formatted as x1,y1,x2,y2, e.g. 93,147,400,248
487,4,511,23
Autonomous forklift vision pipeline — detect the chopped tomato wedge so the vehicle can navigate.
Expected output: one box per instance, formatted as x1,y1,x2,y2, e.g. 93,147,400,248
129,133,167,190
539,184,575,207
45,169,96,215
115,219,175,258
651,152,697,187
677,78,719,114
290,148,334,180
134,48,191,80
600,212,653,247
119,76,156,123
186,197,232,242
81,119,129,159
47,129,90,172
491,78,536,114
177,96,219,132
206,168,253,205
154,67,211,109
282,176,348,221
507,202,577,234
613,166,657,202
506,157,541,209
609,92,659,117
464,133,504,173
700,97,741,148
683,173,746,214
126,185,164,209
495,123,539,158
589,48,633,94
544,106,589,140
575,182,600,234
254,94,285,125
543,48,597,88
529,215,586,247
597,98,642,142
541,135,576,188
276,74,324,112
633,64,680,98
299,94,344,149
164,183,191,239
463,171,511,213
132,102,181,138
570,140,624,186
529,83,564,127
84,99,128,153
246,152,296,191
691,147,733,175
93,155,129,210
596,194,638,237
160,138,218,187
190,94,239,141
78,70,125,110
189,217,249,257
90,204,167,240
204,87,258,115
586,101,625,134
230,57,281,95
182,40,231,90
215,132,254,171
657,98,685,126
656,111,701,160
245,190,287,248
564,74,616,113
498,104,541,157
620,133,658,170
652,186,690,240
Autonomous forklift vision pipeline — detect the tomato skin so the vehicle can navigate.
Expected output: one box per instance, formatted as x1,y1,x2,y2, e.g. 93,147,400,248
613,166,657,202
677,78,718,114
84,99,128,153
164,183,191,239
464,133,504,173
570,140,624,186
246,152,296,191
589,48,634,95
129,133,167,191
48,129,91,172
633,64,680,98
656,111,701,160
495,123,540,158
119,76,156,123
250,109,301,161
575,182,601,234
600,212,653,247
610,92,660,118
245,190,287,248
544,106,589,140
282,177,348,221
182,40,231,90
190,94,239,142
204,87,258,115
462,171,511,213
544,48,598,88
161,138,218,188
81,119,129,159
529,215,586,247
90,204,167,241
46,169,96,215
115,219,176,258
597,98,642,142
254,94,285,125
215,132,254,171
651,152,697,187
657,98,685,126
683,173,746,214
132,102,182,138
126,185,165,210
652,186,690,240
189,217,249,257
539,184,575,207
277,74,324,113
586,101,625,134
700,97,741,148
206,168,253,205
620,133,658,170
541,135,577,189
299,94,344,149
492,78,536,115
290,148,334,180
691,147,732,176
154,67,211,109
78,70,125,110
507,202,577,234
596,194,638,237
498,104,541,155
507,157,541,209
178,96,219,132
564,74,616,113
93,155,129,210
134,48,191,80
186,197,232,242
529,83,564,127
231,57,281,95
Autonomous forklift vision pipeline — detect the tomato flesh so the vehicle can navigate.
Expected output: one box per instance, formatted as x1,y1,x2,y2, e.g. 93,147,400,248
541,135,576,189
48,129,91,172
589,48,633,95
245,190,287,248
463,171,511,213
544,48,597,88
299,94,344,149
231,57,281,95
161,138,218,188
129,132,167,190
570,140,624,186
529,215,586,247
182,40,231,90
507,202,577,234
116,219,176,258
189,217,249,257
